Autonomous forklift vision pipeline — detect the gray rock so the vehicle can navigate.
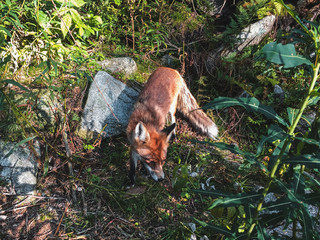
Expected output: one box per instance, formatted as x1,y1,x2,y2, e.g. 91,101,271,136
235,15,276,52
0,140,39,195
14,89,61,130
239,91,250,98
36,89,61,127
274,84,285,104
161,54,176,68
97,57,137,76
77,71,140,139
206,15,276,73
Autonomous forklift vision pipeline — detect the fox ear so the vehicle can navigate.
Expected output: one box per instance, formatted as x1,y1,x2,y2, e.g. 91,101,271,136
134,122,150,143
161,123,176,142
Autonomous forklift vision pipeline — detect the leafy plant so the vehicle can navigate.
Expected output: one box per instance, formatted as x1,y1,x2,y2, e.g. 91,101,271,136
193,1,320,239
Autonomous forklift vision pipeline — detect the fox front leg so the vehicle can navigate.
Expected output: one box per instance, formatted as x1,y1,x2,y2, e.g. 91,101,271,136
129,150,139,186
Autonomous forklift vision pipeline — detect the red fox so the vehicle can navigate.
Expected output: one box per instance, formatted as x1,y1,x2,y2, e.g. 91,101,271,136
127,67,218,185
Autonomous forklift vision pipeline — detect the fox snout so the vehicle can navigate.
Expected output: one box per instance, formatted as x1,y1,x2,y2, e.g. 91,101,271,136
143,162,165,181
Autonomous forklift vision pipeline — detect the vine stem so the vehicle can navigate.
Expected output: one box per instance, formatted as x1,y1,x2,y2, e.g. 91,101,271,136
247,61,320,238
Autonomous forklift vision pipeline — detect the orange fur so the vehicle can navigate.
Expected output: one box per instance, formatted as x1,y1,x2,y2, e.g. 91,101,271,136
127,67,218,185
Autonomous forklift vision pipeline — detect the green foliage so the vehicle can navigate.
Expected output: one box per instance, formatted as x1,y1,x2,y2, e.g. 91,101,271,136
222,0,268,45
193,2,320,239
257,0,294,19
258,42,312,68
203,97,289,127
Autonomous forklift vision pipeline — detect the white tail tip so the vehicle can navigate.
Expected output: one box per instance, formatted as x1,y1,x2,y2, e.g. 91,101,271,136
207,123,219,140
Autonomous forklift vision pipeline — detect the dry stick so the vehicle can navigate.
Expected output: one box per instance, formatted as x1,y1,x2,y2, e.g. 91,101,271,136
54,201,70,236
80,189,87,216
63,126,77,203
128,0,135,52
50,0,80,48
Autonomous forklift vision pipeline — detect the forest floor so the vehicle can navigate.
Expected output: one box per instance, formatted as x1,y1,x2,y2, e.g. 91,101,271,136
0,112,261,239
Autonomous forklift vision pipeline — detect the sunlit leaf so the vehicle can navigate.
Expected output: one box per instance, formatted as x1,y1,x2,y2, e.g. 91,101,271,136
114,0,121,6
193,191,263,209
93,16,103,24
3,136,37,159
203,97,288,127
55,0,86,8
61,13,72,38
0,26,12,37
192,217,234,237
3,79,29,91
256,124,287,155
70,0,86,7
287,107,300,126
259,42,312,68
282,154,320,168
70,9,84,27
294,136,320,148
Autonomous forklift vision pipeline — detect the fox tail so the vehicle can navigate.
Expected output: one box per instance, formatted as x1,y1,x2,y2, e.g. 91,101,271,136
177,81,219,140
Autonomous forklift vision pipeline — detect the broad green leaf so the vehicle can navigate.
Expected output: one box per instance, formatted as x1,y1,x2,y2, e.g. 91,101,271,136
8,12,24,28
256,124,287,155
287,107,300,125
308,87,320,106
206,192,263,209
293,165,305,194
0,26,12,37
274,179,302,205
193,189,231,198
114,0,121,6
93,16,103,24
55,0,86,8
61,13,72,38
70,9,84,28
70,0,86,7
310,90,320,96
262,197,298,212
203,97,288,127
259,42,312,68
282,154,320,168
304,171,320,188
192,217,234,237
0,55,11,67
268,136,291,170
3,79,29,91
79,26,84,36
294,136,320,148
37,11,51,34
299,206,314,239
50,59,58,76
3,136,37,159
256,224,272,240
194,140,267,171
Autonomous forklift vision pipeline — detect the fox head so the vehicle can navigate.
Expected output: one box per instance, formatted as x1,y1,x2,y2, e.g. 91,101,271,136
130,122,175,182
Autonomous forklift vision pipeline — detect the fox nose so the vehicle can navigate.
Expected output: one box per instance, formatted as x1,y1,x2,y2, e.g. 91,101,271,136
158,177,164,182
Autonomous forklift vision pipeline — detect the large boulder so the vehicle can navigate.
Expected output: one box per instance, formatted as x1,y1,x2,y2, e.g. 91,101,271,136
97,57,137,76
77,71,140,139
0,140,39,195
